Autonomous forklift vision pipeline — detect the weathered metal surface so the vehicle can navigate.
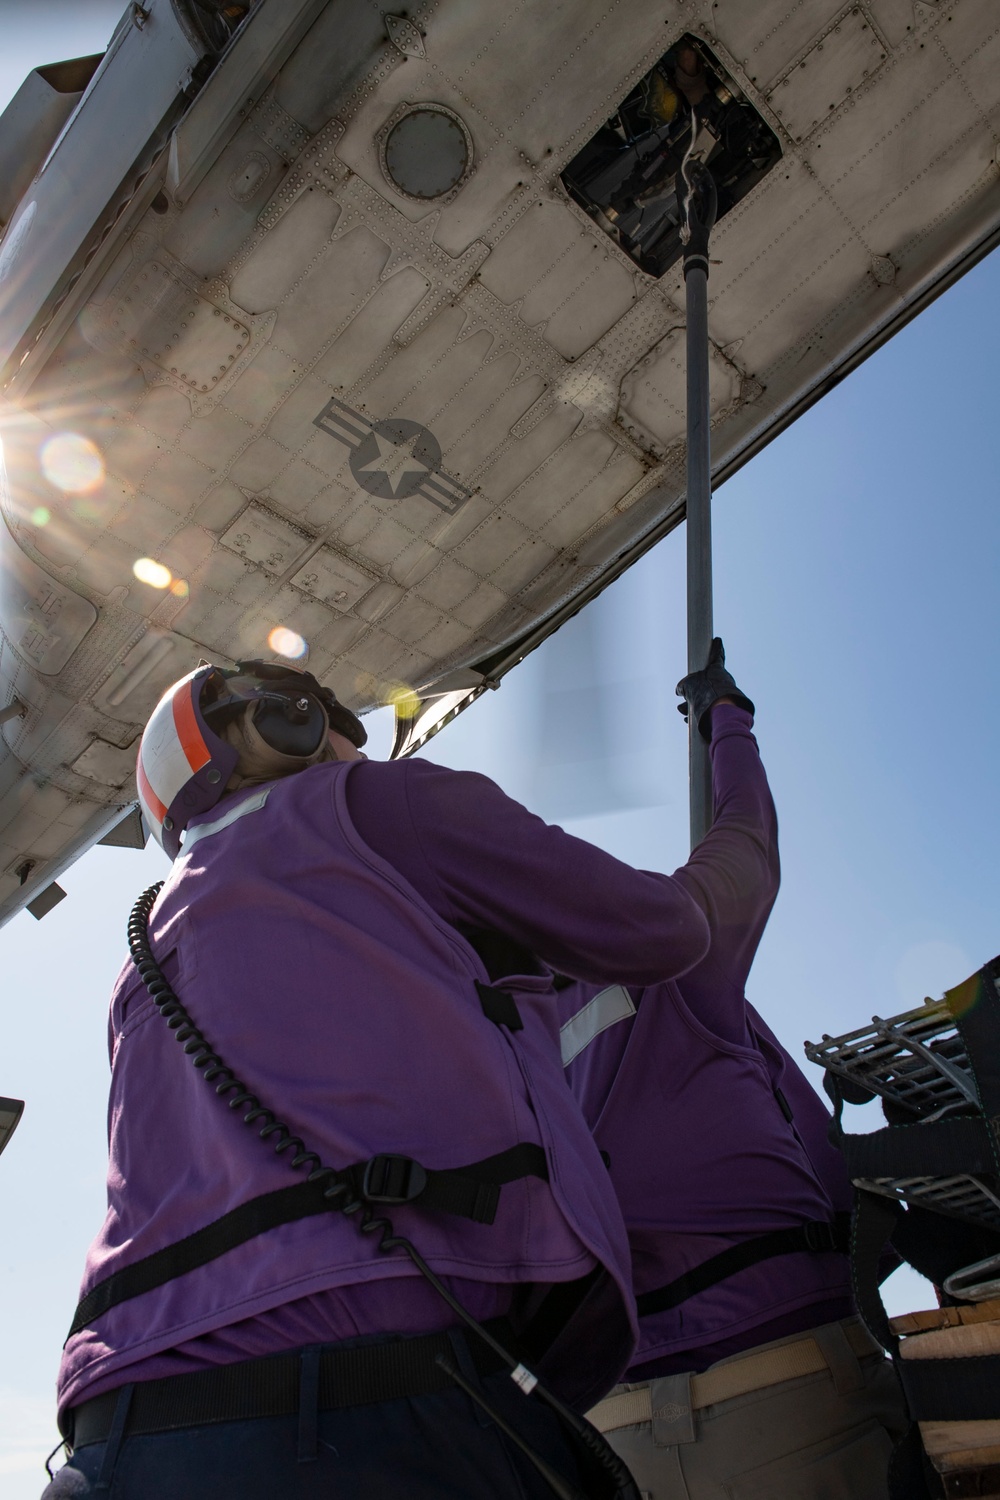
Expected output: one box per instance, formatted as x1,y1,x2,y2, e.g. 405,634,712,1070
0,0,998,921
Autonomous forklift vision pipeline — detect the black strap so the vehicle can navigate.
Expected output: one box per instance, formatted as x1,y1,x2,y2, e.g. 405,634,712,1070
851,1188,1000,1401
68,1143,547,1341
66,1318,516,1445
635,1214,851,1319
397,1142,547,1222
475,981,523,1031
887,1423,944,1500
891,1200,1000,1290
840,1114,1000,1182
518,1265,605,1362
849,1188,903,1353
899,1352,1000,1422
774,1087,794,1123
464,930,546,983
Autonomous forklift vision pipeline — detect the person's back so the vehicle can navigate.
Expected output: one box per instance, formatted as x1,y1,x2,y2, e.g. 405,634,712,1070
63,760,634,1411
47,659,717,1500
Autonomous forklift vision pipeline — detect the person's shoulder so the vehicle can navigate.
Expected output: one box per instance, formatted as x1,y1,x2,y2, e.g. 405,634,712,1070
356,758,520,832
356,757,503,793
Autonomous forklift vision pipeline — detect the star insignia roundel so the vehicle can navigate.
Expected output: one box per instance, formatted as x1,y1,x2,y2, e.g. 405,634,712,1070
352,418,440,500
313,397,472,514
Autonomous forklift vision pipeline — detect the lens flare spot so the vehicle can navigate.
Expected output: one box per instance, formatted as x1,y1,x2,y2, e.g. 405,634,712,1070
385,682,420,720
30,507,50,527
40,432,105,494
169,578,189,598
133,557,173,589
267,626,307,659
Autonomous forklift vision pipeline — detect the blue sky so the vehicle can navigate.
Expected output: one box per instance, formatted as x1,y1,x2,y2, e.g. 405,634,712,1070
2,3,999,1491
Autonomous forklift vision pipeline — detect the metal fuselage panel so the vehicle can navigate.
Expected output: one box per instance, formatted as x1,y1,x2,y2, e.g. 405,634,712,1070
0,0,997,922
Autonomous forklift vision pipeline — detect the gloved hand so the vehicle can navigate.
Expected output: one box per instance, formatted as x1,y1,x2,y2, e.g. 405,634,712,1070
676,637,755,741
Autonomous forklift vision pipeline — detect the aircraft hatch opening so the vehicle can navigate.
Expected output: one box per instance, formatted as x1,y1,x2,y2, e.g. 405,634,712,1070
561,34,782,280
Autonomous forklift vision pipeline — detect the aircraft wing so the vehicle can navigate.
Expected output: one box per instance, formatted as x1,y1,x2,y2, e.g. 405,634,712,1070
0,0,997,923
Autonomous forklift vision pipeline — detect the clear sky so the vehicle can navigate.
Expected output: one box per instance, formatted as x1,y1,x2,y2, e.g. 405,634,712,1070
2,4,999,1492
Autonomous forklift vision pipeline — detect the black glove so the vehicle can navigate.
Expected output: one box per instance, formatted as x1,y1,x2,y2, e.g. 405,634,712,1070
675,637,755,741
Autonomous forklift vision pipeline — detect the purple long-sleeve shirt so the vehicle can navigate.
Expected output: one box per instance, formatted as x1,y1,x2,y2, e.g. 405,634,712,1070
349,758,713,985
93,755,713,1400
558,706,854,1376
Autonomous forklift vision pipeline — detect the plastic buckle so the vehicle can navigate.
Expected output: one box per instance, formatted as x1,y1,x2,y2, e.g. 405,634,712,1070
362,1154,428,1205
803,1222,836,1253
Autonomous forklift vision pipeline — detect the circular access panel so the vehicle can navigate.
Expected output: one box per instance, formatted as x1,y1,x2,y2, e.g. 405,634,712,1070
381,105,472,200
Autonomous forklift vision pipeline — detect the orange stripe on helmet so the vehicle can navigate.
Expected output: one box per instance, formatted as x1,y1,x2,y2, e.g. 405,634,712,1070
136,756,168,825
171,680,211,773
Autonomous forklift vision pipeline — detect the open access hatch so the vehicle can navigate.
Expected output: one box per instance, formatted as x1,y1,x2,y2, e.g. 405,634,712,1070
561,34,782,279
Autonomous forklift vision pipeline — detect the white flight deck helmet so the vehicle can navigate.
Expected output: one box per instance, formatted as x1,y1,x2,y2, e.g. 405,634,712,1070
137,660,367,857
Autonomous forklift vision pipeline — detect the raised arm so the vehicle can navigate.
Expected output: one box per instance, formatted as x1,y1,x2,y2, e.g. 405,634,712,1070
668,640,781,1038
344,758,711,986
674,703,780,980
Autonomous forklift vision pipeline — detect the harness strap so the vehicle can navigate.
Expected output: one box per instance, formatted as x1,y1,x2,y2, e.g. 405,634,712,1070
892,1200,1000,1290
635,1213,851,1318
68,1142,548,1341
840,1114,1000,1182
849,1187,903,1354
898,1352,1000,1423
475,981,524,1031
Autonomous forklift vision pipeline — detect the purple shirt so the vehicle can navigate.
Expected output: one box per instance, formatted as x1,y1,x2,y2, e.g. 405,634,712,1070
62,756,713,1414
558,707,853,1377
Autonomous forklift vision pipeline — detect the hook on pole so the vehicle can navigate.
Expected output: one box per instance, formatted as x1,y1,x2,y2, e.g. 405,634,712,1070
678,115,718,272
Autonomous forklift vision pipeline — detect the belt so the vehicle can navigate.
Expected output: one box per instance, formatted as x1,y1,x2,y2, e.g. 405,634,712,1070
66,1320,515,1449
587,1319,884,1433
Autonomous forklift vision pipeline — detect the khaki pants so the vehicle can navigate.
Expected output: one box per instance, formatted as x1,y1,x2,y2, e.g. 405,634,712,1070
589,1319,909,1499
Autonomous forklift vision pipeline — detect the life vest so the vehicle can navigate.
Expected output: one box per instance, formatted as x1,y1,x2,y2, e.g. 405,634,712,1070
60,762,636,1413
558,978,852,1367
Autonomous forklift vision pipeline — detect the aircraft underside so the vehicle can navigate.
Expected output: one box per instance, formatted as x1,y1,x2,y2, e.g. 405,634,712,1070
0,0,997,924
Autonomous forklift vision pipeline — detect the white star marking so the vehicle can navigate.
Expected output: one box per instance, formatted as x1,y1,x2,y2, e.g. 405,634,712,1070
356,430,430,495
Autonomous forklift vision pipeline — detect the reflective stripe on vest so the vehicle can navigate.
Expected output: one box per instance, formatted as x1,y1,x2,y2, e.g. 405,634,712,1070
560,985,636,1067
181,788,271,853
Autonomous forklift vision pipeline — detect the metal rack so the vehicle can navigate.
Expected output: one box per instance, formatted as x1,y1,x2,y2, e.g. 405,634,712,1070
805,1000,1000,1230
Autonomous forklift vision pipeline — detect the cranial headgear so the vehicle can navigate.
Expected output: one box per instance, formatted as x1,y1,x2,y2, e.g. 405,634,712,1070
136,660,366,857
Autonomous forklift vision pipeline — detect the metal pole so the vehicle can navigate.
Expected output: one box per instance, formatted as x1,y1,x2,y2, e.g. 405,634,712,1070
679,151,718,850
685,261,713,847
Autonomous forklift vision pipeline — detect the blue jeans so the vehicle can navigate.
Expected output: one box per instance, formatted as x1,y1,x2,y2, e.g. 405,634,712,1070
43,1366,585,1498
